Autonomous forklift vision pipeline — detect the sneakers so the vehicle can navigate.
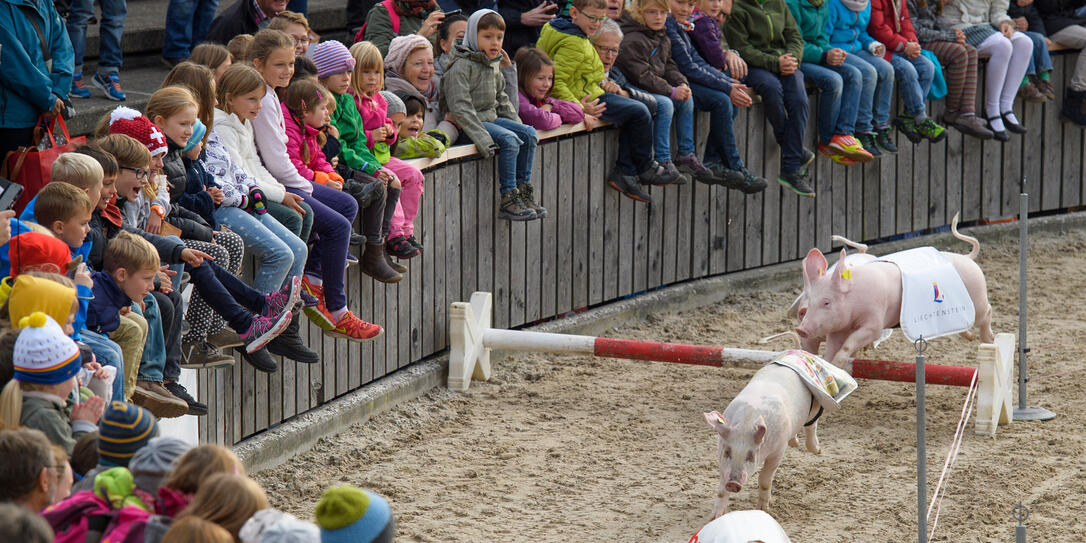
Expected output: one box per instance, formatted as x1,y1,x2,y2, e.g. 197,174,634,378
875,128,898,154
70,74,92,99
132,381,189,418
238,347,277,373
734,167,768,194
893,116,923,143
180,341,236,369
638,161,683,186
607,170,652,203
517,183,548,218
300,277,335,330
92,72,126,101
406,235,423,252
778,170,816,198
240,310,293,353
915,118,947,142
207,328,244,349
498,189,536,221
1019,82,1047,103
325,310,383,342
942,111,993,140
266,314,320,364
349,233,366,246
299,288,320,308
1062,88,1086,127
163,381,208,416
674,153,715,184
387,235,422,258
705,163,767,194
827,135,874,163
818,143,858,166
659,160,684,183
262,276,302,319
856,133,882,158
801,149,816,171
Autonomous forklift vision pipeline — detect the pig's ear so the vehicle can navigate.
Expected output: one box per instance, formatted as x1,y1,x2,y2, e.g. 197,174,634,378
704,411,729,436
802,249,827,289
832,248,853,293
752,415,767,445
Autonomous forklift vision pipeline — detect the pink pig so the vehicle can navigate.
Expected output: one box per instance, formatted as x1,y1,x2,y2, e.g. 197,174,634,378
703,364,821,518
794,214,995,368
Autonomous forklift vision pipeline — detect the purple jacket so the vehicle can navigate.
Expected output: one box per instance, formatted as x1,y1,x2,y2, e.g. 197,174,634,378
517,91,585,130
690,10,729,72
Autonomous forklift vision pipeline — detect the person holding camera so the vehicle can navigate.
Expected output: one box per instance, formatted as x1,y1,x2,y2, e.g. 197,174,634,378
499,0,559,54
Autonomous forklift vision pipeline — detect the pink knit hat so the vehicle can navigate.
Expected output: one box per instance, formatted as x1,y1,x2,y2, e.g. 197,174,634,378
310,40,356,79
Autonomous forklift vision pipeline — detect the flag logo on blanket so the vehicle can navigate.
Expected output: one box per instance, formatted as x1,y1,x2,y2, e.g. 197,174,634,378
933,281,944,303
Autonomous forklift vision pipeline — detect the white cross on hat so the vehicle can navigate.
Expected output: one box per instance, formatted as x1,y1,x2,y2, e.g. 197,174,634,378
150,127,166,147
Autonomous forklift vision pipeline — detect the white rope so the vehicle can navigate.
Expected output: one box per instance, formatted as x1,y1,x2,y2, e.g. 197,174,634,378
926,369,979,541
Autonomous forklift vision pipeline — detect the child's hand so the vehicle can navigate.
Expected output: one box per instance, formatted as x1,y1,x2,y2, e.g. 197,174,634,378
373,125,389,141
156,265,176,293
207,186,224,205
74,263,93,289
778,53,798,75
94,366,111,380
584,114,602,131
119,306,130,317
673,84,692,100
386,122,397,139
826,48,847,66
905,42,922,58
954,28,966,44
180,248,214,267
730,84,754,108
328,124,340,138
145,212,163,235
580,95,606,116
283,193,307,216
71,395,105,424
82,360,101,372
0,210,14,247
500,49,513,68
327,180,343,190
600,79,622,94
541,103,553,112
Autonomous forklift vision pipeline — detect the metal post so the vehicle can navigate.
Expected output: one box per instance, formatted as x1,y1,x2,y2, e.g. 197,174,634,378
1013,193,1057,421
915,337,927,543
1013,503,1029,543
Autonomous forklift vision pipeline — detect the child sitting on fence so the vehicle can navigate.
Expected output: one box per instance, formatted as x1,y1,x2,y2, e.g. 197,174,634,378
514,47,588,131
442,9,548,221
390,90,450,159
349,41,428,262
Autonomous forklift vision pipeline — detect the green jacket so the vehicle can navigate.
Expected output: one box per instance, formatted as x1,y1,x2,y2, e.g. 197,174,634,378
21,393,92,456
363,3,426,57
786,0,833,64
536,17,605,105
438,45,518,159
723,0,805,73
393,129,449,159
330,92,382,175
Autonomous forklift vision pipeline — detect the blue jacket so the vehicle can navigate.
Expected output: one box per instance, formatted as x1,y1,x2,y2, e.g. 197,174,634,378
85,270,130,335
825,0,877,54
664,16,735,94
0,0,73,128
180,156,219,230
19,194,94,264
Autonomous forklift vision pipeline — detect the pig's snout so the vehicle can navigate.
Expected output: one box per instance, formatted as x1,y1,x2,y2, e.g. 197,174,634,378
725,481,742,493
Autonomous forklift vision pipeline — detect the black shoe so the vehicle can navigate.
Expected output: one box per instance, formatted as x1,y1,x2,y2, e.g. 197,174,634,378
163,381,208,416
778,170,815,197
387,235,422,258
607,170,652,203
266,314,320,364
406,235,424,252
986,116,1010,142
349,233,366,246
801,149,816,172
875,128,898,153
857,132,882,158
238,347,278,373
1001,111,1027,134
637,161,682,186
735,167,768,194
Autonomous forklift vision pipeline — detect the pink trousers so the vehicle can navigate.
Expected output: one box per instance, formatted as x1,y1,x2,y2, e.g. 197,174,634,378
384,156,424,239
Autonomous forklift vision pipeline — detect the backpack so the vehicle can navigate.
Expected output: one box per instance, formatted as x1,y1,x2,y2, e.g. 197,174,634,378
43,490,153,543
353,0,400,43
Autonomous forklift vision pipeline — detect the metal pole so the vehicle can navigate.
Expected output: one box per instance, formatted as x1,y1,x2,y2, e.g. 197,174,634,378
915,337,927,543
1013,193,1057,421
1013,503,1029,543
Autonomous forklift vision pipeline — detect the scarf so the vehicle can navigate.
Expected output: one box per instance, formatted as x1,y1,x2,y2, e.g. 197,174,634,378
102,194,123,227
889,0,902,31
393,0,435,17
464,8,498,51
840,0,868,12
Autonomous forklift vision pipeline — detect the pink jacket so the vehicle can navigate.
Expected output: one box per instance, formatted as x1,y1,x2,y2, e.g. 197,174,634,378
281,103,334,182
352,91,397,150
517,91,585,131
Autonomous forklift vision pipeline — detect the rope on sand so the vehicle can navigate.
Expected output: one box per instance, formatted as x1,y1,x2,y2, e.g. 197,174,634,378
927,369,979,540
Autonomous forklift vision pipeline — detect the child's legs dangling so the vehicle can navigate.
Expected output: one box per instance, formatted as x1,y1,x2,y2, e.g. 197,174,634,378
889,53,928,119
977,33,1013,126
290,185,358,313
689,82,743,169
844,53,879,133
384,157,424,239
648,93,675,163
671,96,696,157
798,62,844,144
926,41,976,113
492,117,537,186
855,51,895,129
1002,33,1034,115
481,121,522,194
182,239,231,342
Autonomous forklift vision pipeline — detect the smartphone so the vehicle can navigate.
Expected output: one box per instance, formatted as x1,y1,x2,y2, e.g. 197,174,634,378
0,177,24,211
443,8,462,16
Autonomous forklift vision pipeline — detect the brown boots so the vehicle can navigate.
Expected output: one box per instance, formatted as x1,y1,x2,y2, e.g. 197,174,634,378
361,242,402,283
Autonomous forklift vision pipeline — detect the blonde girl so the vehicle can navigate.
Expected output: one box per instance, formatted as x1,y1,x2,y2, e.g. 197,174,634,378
248,29,381,342
187,43,233,86
178,473,269,541
349,41,427,260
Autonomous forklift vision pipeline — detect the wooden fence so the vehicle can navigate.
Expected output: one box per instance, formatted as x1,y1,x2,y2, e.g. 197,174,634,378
197,54,1086,446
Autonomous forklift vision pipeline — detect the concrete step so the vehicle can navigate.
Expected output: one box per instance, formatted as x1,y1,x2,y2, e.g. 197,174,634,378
80,0,347,63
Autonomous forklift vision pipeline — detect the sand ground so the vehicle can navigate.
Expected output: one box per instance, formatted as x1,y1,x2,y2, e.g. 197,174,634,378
255,227,1086,542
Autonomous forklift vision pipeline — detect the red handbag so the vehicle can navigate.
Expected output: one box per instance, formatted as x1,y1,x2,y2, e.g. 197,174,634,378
2,115,87,213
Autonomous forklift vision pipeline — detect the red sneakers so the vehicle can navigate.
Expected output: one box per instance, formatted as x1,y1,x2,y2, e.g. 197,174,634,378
324,310,383,342
300,277,335,330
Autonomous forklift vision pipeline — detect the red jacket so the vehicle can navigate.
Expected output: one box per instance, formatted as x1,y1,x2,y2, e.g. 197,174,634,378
868,0,918,61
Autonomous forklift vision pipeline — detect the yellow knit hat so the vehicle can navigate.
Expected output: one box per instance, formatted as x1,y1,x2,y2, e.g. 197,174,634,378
9,275,77,330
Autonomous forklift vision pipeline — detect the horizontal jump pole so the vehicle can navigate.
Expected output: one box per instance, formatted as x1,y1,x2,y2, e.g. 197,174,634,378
852,359,978,387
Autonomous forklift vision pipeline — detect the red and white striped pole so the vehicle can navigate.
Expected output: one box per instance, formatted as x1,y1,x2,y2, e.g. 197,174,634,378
449,292,979,392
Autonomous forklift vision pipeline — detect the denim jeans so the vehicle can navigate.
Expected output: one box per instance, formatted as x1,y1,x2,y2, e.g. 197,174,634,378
800,60,863,143
744,68,809,174
266,199,315,242
214,206,307,293
82,330,124,401
482,117,537,194
888,52,935,118
136,294,166,382
287,183,358,312
186,261,266,334
648,93,695,161
599,92,655,175
162,0,219,59
689,82,744,170
67,0,126,74
151,290,183,382
1023,30,1054,75
853,51,895,131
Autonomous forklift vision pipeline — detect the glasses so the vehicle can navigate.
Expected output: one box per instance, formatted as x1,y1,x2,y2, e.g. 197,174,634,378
595,46,620,57
582,13,609,22
291,35,310,46
120,166,152,180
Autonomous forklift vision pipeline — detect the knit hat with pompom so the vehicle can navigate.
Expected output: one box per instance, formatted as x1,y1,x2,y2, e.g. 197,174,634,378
107,107,169,157
12,312,82,385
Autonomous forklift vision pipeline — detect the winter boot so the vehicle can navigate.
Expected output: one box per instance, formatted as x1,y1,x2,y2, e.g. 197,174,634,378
362,242,402,283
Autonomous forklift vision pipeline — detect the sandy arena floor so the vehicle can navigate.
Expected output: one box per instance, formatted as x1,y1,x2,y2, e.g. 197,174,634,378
255,227,1086,542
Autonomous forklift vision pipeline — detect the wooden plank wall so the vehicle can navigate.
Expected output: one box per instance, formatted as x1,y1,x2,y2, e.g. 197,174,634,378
198,54,1086,446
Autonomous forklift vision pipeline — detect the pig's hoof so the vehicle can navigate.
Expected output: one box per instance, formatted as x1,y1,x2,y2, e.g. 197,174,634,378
809,447,822,455
788,436,799,448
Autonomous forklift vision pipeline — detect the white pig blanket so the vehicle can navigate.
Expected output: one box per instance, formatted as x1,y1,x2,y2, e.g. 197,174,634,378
876,247,975,342
769,350,857,414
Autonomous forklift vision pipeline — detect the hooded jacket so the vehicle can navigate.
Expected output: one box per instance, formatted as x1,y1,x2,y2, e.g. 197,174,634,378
329,92,382,175
212,108,289,204
517,91,585,130
868,0,919,60
826,0,879,53
724,0,805,72
617,13,688,96
536,16,607,104
0,0,74,129
85,269,132,335
281,103,336,182
905,0,958,43
665,15,736,93
786,0,836,63
689,10,731,70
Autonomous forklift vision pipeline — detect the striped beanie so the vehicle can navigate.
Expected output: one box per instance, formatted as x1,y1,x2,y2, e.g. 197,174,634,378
182,119,207,153
314,486,395,543
310,40,355,79
98,401,158,467
12,312,82,385
108,107,169,157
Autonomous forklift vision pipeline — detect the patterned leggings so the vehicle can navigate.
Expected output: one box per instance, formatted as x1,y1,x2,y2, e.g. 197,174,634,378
181,229,245,343
924,40,979,114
